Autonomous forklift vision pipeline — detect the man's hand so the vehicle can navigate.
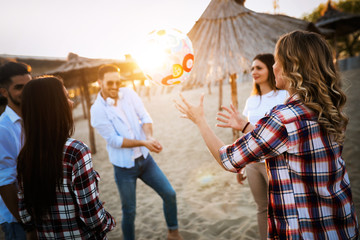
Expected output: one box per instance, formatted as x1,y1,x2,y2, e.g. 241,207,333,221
143,137,163,153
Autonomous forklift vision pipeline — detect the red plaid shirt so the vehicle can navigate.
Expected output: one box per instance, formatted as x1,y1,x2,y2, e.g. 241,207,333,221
18,138,116,239
219,95,358,239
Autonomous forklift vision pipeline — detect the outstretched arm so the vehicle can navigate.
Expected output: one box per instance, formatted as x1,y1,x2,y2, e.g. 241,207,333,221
174,93,226,169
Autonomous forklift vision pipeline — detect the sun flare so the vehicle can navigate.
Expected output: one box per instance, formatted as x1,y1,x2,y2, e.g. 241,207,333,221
135,43,167,73
134,28,194,86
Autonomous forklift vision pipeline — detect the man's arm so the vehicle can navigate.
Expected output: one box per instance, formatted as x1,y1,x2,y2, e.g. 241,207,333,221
0,183,21,221
142,123,153,139
121,123,162,153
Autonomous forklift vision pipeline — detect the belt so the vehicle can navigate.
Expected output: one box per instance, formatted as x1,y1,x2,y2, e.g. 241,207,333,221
134,155,144,161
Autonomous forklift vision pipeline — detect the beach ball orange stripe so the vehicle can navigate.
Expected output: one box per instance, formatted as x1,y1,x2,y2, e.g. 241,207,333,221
182,53,194,72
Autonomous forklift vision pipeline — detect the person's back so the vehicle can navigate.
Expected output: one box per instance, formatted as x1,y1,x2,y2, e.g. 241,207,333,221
256,97,357,238
18,138,115,239
17,76,115,239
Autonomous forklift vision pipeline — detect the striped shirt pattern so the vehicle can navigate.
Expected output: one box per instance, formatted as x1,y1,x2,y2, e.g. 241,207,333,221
219,95,359,239
18,138,116,239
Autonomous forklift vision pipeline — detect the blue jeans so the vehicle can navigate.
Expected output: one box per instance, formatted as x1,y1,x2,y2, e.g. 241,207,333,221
1,222,26,240
113,154,178,240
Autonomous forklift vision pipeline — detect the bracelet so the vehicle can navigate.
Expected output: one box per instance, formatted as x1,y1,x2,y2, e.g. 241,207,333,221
242,122,250,133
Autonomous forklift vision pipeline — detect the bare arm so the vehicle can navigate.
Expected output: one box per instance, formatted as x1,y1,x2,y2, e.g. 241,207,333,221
142,123,153,139
174,93,226,170
0,183,21,221
121,123,162,153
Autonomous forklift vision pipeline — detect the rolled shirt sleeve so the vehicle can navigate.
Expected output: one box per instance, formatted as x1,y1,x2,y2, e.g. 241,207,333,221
219,114,289,172
72,144,116,232
0,126,19,186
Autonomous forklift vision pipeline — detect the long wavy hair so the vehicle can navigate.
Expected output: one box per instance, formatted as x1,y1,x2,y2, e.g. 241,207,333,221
251,53,277,96
275,30,348,144
17,76,74,221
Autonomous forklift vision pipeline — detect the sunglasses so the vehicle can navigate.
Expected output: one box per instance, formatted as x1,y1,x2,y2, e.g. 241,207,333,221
106,80,122,88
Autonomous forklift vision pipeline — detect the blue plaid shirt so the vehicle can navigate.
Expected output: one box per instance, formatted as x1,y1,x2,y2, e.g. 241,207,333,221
220,95,358,239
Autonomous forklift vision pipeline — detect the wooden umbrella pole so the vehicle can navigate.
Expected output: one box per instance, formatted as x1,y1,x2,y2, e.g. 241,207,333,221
218,78,223,111
230,73,239,141
81,69,97,154
79,85,87,119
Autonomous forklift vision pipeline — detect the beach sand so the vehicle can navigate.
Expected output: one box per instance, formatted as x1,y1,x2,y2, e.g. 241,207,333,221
70,68,359,240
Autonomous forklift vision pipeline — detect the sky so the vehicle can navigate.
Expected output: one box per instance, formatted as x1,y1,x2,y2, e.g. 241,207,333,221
0,0,329,60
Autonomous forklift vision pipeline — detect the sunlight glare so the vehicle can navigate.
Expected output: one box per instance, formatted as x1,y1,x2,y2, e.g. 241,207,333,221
135,40,167,75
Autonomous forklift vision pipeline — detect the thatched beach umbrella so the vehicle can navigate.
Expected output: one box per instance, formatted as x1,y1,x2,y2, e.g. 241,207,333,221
186,0,319,138
47,53,142,153
316,1,360,36
187,0,319,89
315,1,360,58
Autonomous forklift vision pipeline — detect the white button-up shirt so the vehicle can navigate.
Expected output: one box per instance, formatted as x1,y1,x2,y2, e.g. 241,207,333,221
90,87,153,168
0,106,23,223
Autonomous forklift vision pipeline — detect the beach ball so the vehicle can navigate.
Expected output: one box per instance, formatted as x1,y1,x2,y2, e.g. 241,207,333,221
137,28,194,86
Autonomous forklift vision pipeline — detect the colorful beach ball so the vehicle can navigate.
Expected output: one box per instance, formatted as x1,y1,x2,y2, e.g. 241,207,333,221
137,28,194,86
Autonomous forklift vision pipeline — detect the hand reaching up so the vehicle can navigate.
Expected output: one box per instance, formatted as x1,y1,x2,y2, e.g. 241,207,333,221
174,93,206,126
216,104,247,131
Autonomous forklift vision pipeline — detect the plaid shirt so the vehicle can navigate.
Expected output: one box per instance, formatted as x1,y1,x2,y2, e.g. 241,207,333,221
219,95,358,239
18,138,116,239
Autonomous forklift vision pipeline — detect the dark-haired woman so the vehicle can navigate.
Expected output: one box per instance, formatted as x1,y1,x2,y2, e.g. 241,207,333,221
17,76,115,239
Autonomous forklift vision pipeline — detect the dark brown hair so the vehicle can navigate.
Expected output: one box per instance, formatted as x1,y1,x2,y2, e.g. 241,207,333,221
98,64,120,80
17,76,74,220
251,53,277,96
0,61,31,88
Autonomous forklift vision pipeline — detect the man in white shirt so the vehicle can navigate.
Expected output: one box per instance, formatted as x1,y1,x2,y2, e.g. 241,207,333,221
0,61,32,240
90,64,183,240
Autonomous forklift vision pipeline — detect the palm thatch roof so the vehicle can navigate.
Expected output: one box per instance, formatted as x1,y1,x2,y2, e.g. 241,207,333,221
315,1,360,36
0,54,66,76
47,52,114,74
186,0,320,88
47,53,144,88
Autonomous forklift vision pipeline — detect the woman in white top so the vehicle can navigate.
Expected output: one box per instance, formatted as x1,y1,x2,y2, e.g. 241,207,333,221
238,54,288,240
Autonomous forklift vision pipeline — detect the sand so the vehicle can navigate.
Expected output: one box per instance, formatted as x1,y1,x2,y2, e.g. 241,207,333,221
70,68,359,240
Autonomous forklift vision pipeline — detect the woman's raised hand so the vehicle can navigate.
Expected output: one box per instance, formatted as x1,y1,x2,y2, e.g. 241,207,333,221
216,104,246,131
174,93,206,125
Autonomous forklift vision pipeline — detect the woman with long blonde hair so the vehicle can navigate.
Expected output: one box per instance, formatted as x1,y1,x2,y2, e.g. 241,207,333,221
175,30,358,239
